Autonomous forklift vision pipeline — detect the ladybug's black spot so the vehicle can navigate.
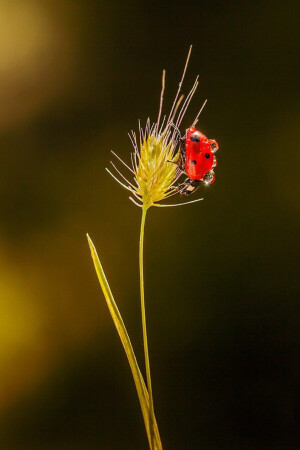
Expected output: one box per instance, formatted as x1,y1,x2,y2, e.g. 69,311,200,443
190,135,200,142
205,153,210,159
190,160,197,165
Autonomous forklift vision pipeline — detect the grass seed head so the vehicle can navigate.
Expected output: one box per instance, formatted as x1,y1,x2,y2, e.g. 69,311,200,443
107,46,206,209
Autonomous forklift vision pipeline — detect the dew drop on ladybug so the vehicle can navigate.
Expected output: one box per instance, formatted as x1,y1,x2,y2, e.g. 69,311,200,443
210,140,219,153
203,170,216,185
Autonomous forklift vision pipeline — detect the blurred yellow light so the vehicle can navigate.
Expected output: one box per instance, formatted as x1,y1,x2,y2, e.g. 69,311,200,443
0,1,75,129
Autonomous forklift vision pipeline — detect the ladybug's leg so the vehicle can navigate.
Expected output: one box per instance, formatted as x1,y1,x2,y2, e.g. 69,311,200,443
176,178,201,196
176,178,189,194
167,137,186,171
176,152,185,171
169,122,182,140
177,137,186,171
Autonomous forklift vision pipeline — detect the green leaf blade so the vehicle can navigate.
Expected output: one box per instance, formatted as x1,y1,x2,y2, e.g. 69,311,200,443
87,234,162,450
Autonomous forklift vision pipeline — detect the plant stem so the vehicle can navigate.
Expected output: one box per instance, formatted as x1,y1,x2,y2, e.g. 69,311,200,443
139,205,156,449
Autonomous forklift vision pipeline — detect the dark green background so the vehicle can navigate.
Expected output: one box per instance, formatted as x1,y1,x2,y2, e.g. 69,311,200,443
0,1,299,448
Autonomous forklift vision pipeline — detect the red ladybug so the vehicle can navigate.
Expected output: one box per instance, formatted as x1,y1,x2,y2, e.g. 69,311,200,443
175,126,219,196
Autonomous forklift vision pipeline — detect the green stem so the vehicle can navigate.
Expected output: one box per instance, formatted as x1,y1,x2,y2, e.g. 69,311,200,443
139,206,156,449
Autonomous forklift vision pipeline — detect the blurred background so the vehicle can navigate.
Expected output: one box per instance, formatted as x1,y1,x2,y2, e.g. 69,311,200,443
0,0,299,449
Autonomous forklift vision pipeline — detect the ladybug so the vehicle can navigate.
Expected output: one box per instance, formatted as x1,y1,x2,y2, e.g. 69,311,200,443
174,126,219,196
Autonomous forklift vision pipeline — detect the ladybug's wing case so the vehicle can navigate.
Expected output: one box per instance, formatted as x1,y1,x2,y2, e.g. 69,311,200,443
185,130,214,180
